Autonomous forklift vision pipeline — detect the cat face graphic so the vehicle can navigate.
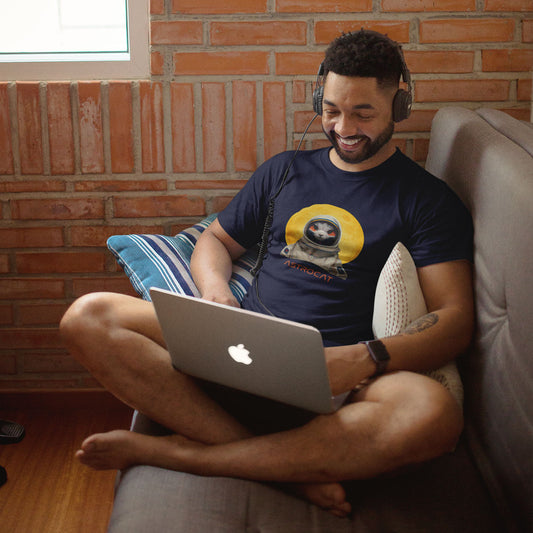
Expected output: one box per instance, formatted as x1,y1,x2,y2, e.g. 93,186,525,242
304,219,340,247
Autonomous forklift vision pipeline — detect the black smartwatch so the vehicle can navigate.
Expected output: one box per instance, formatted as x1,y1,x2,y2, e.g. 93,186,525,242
360,340,391,377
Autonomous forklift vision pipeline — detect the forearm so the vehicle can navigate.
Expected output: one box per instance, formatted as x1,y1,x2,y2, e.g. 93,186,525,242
327,306,474,395
190,221,245,306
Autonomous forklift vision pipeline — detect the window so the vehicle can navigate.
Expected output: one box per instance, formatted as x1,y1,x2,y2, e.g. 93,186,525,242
0,0,149,80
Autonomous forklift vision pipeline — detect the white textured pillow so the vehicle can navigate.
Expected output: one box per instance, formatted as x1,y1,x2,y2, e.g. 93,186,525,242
372,242,463,405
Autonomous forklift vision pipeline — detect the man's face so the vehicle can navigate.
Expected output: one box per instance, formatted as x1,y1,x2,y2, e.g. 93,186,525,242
321,72,396,172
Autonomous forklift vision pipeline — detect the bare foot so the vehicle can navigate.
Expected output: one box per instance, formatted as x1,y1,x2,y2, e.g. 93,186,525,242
76,431,352,517
290,481,352,518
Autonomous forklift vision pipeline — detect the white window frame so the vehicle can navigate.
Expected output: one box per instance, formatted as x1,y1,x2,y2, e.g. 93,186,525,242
0,0,149,81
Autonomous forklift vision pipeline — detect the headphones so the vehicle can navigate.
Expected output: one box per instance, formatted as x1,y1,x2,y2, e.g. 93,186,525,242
312,37,413,123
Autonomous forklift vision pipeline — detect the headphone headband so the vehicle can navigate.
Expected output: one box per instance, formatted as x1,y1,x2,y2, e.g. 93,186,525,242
312,39,413,122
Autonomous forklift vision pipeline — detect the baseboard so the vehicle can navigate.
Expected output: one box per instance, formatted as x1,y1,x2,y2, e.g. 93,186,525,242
0,389,131,412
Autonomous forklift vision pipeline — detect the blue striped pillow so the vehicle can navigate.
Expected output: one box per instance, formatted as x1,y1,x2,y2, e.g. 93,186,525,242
107,214,256,302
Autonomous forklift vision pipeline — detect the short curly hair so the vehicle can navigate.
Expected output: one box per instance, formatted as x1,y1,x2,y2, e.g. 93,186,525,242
323,30,403,89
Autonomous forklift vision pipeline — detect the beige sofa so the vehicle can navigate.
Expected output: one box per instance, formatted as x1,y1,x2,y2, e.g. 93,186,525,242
107,107,533,533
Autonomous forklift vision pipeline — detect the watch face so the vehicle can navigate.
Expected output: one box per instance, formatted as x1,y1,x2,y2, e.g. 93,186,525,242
366,340,390,376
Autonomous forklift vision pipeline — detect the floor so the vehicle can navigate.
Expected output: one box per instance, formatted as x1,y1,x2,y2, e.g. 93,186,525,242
0,391,132,533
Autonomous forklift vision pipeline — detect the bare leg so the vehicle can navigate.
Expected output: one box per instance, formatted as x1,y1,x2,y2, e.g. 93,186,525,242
76,371,462,514
61,292,251,444
62,292,350,515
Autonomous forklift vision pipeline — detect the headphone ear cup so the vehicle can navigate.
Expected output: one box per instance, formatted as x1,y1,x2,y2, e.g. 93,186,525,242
392,89,412,123
313,85,324,115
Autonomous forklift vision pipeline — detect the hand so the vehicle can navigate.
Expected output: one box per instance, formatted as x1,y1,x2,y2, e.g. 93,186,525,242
200,285,240,308
324,344,375,396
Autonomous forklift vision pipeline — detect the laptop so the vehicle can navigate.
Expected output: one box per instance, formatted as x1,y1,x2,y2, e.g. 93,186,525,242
150,288,350,414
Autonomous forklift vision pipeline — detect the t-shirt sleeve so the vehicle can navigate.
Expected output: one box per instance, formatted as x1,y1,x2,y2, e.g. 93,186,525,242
407,180,474,267
217,153,290,249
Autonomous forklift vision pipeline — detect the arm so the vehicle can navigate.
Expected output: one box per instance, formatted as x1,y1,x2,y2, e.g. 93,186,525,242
326,259,474,395
190,218,247,308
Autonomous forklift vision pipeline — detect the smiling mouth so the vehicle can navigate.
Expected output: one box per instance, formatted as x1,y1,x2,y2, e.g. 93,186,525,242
336,134,365,148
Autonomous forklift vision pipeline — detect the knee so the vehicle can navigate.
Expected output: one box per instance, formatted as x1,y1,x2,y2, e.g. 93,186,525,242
392,375,463,464
60,292,119,356
371,373,464,469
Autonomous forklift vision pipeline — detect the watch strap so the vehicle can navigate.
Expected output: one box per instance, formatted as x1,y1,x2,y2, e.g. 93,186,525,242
360,339,391,377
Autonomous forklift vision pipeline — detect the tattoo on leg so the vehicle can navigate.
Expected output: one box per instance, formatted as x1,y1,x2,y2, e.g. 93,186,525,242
402,313,439,335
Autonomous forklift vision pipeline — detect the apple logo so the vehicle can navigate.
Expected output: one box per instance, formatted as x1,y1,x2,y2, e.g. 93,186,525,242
227,344,253,365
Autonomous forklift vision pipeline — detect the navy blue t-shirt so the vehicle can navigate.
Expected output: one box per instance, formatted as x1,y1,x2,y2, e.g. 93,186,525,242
218,148,473,347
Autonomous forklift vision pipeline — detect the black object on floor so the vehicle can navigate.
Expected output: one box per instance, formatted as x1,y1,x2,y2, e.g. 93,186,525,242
0,420,25,444
0,466,6,487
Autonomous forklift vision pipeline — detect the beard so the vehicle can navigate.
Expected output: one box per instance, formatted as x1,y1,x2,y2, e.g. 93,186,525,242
323,121,394,166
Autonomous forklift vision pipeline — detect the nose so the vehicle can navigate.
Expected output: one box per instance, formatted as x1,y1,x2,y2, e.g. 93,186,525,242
333,114,360,138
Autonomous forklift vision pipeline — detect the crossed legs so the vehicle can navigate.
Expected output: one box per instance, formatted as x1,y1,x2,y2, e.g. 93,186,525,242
60,292,463,517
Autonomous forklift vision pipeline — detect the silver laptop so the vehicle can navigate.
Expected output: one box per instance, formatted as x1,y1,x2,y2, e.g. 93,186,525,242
150,288,350,414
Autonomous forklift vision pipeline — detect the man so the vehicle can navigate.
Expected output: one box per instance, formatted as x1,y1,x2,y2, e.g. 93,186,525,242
60,31,474,518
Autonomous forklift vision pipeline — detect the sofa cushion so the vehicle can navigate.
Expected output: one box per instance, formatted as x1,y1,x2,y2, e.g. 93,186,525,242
107,214,255,302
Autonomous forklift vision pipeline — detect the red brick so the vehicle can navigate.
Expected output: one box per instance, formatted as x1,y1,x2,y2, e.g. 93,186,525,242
74,179,167,192
498,108,531,121
0,227,64,248
47,82,75,175
524,20,533,43
420,19,515,43
140,82,165,173
172,0,267,13
0,355,16,374
23,354,85,374
151,21,203,45
151,0,165,14
0,328,63,350
72,277,139,297
233,81,257,172
482,49,533,72
171,83,196,173
395,110,438,133
113,195,205,218
0,305,13,325
276,52,325,76
151,52,164,75
292,81,306,103
174,52,269,76
0,180,65,193
174,180,247,190
264,82,287,161
211,22,307,45
382,0,475,10
413,138,431,162
405,51,474,73
11,198,104,220
517,79,532,101
19,304,69,325
315,21,410,44
212,196,234,212
415,80,510,102
78,82,105,174
0,254,8,273
277,0,372,12
0,279,65,299
0,83,13,174
109,82,135,173
71,224,164,246
485,0,532,10
16,252,106,274
17,83,43,175
202,83,226,173
294,111,323,134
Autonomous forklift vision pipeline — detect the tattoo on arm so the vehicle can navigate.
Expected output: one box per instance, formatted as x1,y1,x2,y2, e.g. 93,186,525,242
402,313,439,335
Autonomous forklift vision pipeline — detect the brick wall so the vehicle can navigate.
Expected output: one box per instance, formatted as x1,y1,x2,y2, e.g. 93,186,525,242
0,0,532,390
